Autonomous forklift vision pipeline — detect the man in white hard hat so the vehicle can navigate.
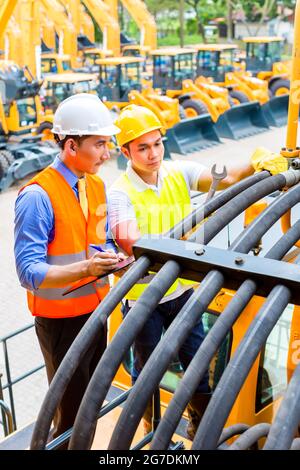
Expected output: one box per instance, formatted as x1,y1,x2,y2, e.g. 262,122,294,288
14,94,124,444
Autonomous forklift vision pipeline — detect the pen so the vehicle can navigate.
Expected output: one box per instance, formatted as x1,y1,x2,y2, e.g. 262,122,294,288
90,244,106,252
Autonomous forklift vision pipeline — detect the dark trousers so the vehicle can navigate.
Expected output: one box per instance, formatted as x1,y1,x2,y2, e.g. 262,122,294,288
35,312,107,444
122,288,210,393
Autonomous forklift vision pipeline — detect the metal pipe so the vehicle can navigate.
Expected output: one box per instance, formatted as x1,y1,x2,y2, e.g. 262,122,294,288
282,0,300,157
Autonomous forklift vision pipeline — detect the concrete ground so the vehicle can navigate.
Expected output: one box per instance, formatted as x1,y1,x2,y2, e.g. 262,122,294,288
0,124,288,439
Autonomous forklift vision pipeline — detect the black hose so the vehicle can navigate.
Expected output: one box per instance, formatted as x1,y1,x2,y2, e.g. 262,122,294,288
189,173,287,244
168,172,270,239
192,284,292,450
67,173,275,449
217,424,250,447
31,171,266,449
149,186,300,449
228,423,270,450
263,363,300,449
30,256,151,449
71,270,224,450
107,177,298,450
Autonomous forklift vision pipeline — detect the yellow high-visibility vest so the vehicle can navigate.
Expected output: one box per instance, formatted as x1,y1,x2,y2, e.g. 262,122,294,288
112,163,197,300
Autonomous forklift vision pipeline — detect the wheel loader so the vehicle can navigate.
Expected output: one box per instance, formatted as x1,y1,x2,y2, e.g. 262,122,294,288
96,55,220,156
0,60,56,191
243,36,290,96
151,47,270,143
195,42,289,129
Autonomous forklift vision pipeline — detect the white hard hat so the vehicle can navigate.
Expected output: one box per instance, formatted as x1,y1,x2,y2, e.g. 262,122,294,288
52,93,120,137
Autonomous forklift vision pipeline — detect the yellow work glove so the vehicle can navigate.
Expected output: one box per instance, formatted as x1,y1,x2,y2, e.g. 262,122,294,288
251,146,288,175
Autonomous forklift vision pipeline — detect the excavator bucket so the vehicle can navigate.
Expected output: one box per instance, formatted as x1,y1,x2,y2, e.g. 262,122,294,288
261,95,289,127
165,115,221,155
215,101,270,140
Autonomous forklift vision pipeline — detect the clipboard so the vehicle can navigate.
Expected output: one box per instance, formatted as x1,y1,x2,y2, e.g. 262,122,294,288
62,255,135,296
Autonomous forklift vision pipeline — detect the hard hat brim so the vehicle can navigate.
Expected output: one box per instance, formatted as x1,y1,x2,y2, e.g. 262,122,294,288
52,124,121,136
118,124,165,147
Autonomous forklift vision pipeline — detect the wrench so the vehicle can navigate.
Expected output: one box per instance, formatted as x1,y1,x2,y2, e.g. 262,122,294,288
205,163,227,202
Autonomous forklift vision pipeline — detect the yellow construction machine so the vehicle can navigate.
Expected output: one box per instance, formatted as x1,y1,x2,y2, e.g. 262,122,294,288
194,44,270,105
97,55,221,155
0,60,56,191
194,42,290,128
40,0,115,74
243,36,290,96
41,72,99,111
151,47,270,143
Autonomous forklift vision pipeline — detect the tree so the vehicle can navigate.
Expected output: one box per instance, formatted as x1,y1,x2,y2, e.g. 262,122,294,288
185,0,225,42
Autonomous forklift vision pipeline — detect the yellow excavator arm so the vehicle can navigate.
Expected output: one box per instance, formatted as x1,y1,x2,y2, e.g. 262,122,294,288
105,0,157,49
13,0,42,77
82,0,120,56
40,0,78,68
0,0,19,39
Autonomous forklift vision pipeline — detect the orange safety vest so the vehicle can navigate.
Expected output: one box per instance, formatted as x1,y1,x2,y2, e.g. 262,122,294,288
19,167,110,318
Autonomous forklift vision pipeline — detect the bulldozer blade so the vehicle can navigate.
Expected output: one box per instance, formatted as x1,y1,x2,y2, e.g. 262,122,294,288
166,114,221,155
215,101,270,140
262,95,289,127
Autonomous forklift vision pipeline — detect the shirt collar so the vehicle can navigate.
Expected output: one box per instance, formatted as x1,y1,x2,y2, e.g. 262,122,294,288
52,155,79,190
125,160,168,192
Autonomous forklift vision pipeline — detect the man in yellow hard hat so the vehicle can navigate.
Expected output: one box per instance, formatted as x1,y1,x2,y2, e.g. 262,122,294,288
108,104,287,439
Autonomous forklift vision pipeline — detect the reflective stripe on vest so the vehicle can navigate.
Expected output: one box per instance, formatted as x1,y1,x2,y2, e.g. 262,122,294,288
111,162,197,301
20,167,109,318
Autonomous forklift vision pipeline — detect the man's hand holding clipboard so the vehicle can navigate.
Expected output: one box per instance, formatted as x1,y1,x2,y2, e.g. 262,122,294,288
63,245,134,297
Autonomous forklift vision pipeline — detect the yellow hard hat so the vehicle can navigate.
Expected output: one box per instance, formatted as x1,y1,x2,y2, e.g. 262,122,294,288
115,104,164,147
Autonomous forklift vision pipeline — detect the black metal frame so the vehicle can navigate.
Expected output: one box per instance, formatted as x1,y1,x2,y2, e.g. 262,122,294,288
133,237,300,304
0,323,45,435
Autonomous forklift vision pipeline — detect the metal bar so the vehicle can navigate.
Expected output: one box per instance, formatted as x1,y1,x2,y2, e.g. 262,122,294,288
0,375,8,436
0,323,34,343
46,389,131,450
2,340,17,430
133,238,300,303
0,399,14,436
1,365,45,390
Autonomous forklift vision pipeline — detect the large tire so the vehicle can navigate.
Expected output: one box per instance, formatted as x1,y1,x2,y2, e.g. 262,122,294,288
0,149,14,165
269,78,290,97
181,99,208,119
0,153,9,181
36,121,53,141
229,90,250,105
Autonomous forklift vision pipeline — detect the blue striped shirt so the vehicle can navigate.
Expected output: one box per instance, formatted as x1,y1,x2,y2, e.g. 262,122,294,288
14,156,116,290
